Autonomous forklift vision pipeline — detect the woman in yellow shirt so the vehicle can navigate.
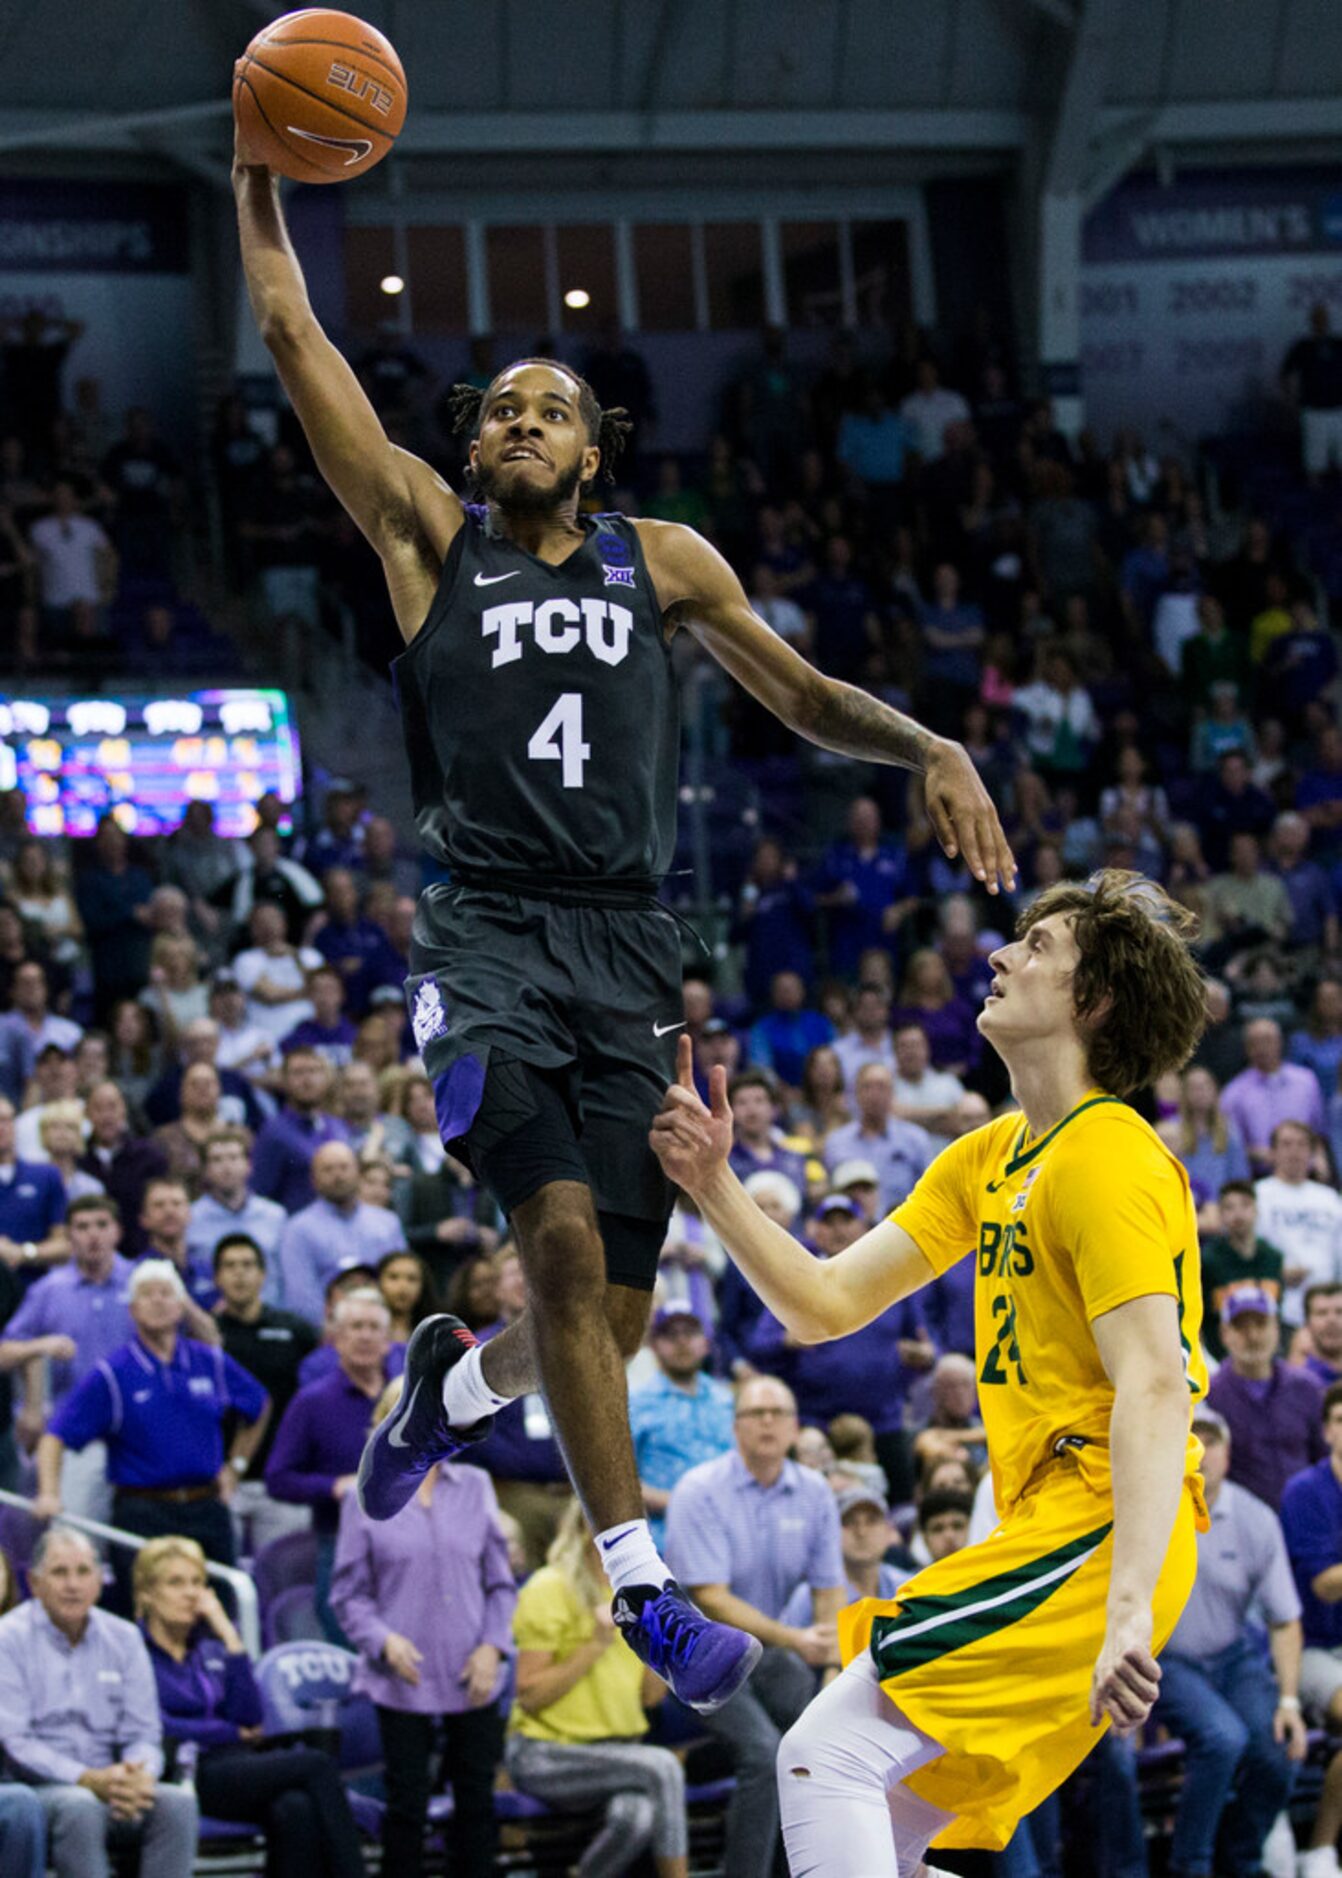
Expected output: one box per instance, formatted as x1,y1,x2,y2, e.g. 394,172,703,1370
507,1497,689,1878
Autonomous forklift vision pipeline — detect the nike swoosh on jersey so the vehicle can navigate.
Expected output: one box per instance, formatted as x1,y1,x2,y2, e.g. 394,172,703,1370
653,1020,688,1037
286,127,374,165
386,1377,421,1446
473,571,520,586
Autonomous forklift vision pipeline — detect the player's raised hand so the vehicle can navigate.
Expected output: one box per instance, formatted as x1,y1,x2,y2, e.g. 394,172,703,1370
650,1034,733,1197
232,83,269,171
922,737,1016,895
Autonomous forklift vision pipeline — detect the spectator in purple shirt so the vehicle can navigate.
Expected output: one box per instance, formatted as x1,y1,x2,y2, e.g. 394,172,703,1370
76,1082,168,1258
1297,1283,1342,1390
1296,723,1342,862
281,963,358,1068
726,1072,809,1195
332,1380,515,1878
250,1047,350,1214
265,1286,396,1642
311,869,401,1018
1220,1020,1326,1176
0,1192,133,1522
1206,1287,1326,1509
135,1536,364,1876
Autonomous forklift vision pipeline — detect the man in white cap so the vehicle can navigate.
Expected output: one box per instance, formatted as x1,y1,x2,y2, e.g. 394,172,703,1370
35,1260,269,1585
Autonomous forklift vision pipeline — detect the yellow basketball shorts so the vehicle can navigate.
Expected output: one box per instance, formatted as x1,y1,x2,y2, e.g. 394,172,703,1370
837,1450,1205,1852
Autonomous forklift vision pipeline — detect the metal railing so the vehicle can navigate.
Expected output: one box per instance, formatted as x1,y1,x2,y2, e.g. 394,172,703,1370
0,1489,261,1659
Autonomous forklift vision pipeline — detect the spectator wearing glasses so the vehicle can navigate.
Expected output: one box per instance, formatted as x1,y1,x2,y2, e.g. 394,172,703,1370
665,1376,844,1878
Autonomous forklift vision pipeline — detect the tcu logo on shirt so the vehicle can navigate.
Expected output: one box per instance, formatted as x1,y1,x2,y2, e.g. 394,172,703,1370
482,599,633,670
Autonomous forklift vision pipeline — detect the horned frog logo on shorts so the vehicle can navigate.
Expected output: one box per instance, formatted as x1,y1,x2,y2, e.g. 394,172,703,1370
411,980,448,1051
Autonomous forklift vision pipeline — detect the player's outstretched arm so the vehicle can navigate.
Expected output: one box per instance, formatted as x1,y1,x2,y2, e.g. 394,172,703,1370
638,519,1015,894
232,130,461,617
650,1036,936,1341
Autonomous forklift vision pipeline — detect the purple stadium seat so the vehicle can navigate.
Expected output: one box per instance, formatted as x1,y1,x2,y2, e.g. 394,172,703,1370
255,1641,383,1775
253,1529,319,1613
0,1503,42,1573
264,1581,324,1646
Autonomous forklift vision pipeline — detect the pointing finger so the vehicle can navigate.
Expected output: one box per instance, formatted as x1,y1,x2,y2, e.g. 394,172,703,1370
676,1031,694,1090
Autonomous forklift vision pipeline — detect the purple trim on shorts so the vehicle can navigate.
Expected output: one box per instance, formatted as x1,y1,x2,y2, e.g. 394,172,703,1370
433,1054,487,1147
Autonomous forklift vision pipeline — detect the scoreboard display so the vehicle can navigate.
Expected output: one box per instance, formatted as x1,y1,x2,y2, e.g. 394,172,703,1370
0,689,302,839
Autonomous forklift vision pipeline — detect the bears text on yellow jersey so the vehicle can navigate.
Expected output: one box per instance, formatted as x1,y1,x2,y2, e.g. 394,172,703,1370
894,1093,1207,1514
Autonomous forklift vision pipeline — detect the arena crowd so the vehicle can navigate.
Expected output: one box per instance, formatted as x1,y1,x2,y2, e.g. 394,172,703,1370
0,304,1338,1875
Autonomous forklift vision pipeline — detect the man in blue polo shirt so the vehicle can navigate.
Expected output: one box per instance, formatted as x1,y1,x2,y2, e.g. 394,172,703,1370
0,1193,133,1523
629,1306,734,1550
666,1374,844,1878
0,1095,66,1276
34,1261,269,1589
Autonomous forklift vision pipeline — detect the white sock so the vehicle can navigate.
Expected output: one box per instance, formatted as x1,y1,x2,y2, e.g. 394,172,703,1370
594,1519,672,1594
441,1343,510,1427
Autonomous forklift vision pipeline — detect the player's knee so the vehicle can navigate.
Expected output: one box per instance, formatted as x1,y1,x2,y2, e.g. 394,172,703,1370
518,1198,605,1300
605,1286,653,1357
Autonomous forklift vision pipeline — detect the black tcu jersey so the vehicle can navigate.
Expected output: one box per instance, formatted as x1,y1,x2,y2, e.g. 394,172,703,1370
392,507,679,882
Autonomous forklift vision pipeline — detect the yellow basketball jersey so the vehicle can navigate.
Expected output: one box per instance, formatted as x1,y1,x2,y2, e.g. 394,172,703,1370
894,1093,1207,1515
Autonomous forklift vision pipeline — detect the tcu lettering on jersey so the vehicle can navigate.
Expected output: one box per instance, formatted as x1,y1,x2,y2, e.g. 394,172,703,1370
483,598,634,670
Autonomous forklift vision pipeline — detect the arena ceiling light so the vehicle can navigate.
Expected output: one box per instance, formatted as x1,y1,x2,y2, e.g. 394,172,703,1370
379,274,405,295
563,287,591,309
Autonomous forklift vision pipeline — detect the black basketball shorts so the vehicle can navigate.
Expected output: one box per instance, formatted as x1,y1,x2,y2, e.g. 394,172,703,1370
406,881,684,1291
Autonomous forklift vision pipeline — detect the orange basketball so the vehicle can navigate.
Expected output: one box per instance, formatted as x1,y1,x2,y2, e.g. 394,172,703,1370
233,8,407,185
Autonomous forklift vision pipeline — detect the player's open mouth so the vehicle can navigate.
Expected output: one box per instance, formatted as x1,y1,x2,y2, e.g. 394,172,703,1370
987,981,1006,1001
503,447,547,464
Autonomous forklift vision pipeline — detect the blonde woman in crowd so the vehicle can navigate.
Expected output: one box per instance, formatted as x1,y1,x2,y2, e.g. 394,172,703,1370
506,1497,688,1878
37,1100,102,1204
135,1536,365,1876
139,935,209,1051
7,837,83,968
1175,1063,1251,1203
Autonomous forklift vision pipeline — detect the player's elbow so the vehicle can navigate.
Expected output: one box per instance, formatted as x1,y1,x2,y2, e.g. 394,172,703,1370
259,306,315,355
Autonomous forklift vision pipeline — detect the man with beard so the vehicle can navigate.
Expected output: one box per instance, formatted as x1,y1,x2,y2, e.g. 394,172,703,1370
234,117,1013,1717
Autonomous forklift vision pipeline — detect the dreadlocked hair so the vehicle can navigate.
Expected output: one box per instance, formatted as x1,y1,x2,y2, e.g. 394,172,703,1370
446,359,633,490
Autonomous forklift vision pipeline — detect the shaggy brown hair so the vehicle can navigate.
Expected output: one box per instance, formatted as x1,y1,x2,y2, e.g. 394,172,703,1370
1016,870,1206,1097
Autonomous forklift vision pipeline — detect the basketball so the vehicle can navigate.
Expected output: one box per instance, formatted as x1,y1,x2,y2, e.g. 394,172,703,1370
233,8,406,185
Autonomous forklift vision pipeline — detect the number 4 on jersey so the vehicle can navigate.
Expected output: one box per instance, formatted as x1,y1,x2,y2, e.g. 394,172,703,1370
528,693,591,788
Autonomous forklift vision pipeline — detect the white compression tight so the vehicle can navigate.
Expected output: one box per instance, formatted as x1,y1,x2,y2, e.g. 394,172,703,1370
776,1653,955,1877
